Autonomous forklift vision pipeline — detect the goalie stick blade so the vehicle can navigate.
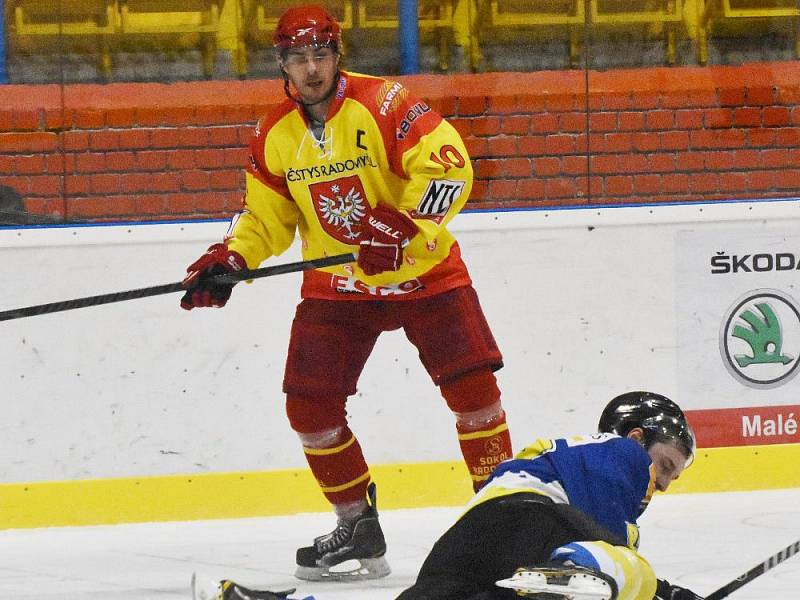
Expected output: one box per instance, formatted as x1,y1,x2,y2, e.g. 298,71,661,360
496,567,614,600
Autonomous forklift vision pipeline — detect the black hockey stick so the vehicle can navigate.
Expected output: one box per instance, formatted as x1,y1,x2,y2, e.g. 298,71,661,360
0,252,356,322
706,538,800,599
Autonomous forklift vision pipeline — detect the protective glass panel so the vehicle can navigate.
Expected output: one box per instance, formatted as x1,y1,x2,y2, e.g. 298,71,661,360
1,1,798,224
585,0,800,205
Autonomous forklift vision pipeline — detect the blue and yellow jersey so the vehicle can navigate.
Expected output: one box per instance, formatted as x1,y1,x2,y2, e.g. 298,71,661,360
225,70,474,301
467,434,656,547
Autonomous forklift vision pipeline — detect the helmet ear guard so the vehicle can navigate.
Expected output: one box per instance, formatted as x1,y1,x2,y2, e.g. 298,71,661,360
598,391,696,468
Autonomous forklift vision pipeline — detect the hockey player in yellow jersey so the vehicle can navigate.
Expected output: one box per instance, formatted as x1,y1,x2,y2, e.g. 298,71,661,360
180,4,513,582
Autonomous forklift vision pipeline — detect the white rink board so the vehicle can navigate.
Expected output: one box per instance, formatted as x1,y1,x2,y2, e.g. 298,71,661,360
1,199,799,483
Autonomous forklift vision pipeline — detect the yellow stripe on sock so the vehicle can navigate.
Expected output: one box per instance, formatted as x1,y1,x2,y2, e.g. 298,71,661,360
303,435,356,456
457,422,509,441
319,471,371,494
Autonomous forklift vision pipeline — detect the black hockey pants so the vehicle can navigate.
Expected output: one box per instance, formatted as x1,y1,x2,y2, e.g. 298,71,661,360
396,493,625,600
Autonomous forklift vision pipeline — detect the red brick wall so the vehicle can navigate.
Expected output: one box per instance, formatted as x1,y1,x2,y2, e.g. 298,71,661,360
1,63,800,222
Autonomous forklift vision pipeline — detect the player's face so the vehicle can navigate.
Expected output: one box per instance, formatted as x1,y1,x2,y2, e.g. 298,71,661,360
281,45,339,106
647,441,687,492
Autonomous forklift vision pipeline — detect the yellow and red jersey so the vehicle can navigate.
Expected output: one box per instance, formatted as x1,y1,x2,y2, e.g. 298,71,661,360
225,70,474,301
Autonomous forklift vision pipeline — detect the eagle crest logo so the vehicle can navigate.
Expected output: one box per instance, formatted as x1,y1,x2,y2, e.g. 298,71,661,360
309,175,369,243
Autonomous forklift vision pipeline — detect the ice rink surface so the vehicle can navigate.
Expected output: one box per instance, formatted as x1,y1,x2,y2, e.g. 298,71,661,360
1,488,798,600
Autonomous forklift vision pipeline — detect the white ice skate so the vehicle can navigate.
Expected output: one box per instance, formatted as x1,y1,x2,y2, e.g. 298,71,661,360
495,565,617,600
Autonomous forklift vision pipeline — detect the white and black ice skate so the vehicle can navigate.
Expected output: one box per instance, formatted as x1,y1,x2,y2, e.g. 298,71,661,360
495,565,618,600
191,573,312,600
294,482,390,581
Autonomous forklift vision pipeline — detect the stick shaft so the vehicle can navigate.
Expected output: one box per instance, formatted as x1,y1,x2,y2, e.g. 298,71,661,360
706,540,800,600
0,252,355,322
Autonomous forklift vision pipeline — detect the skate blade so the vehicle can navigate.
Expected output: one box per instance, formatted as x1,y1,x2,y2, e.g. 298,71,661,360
496,569,612,600
191,572,223,600
294,557,391,582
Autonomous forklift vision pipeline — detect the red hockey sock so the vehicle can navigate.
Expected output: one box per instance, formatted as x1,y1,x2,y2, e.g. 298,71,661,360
456,411,513,491
441,369,513,491
286,395,371,506
301,427,371,505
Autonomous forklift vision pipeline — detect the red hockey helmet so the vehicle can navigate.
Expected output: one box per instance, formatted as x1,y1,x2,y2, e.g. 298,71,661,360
273,5,342,52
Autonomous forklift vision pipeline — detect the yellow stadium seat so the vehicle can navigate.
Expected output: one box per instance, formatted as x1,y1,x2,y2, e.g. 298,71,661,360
590,0,685,65
11,0,118,35
117,0,221,78
490,0,585,26
487,0,586,67
238,0,353,76
10,0,119,77
356,0,452,28
9,0,223,79
355,0,455,71
697,0,800,63
252,0,353,33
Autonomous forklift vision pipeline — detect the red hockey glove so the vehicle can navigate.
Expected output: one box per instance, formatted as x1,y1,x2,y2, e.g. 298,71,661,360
656,579,704,600
180,243,246,310
357,204,418,276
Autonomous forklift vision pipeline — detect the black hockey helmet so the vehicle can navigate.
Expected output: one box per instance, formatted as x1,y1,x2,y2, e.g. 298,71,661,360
598,391,696,467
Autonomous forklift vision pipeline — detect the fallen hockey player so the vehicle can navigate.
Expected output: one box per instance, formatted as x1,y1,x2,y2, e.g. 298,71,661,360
396,390,705,600
194,392,705,600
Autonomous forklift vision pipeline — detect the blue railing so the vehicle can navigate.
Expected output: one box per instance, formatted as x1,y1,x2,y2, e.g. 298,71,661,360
399,0,419,75
0,0,7,83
